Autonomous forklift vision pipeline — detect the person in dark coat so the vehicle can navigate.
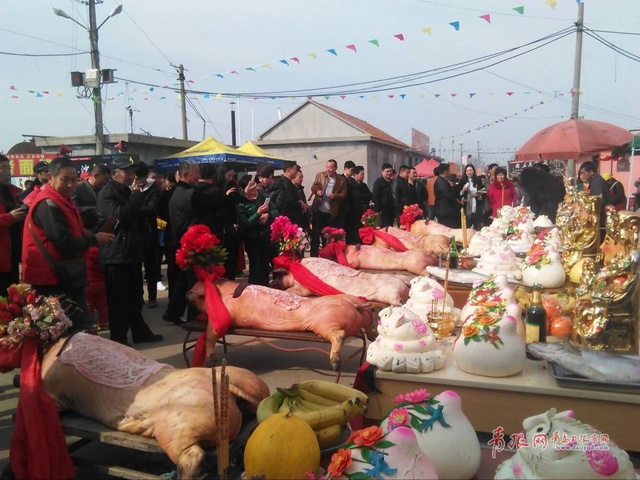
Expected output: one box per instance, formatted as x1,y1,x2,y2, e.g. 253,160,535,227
433,163,461,228
236,174,279,286
213,163,244,280
346,166,373,244
604,174,626,211
520,167,565,223
292,169,310,234
134,162,162,308
72,163,110,230
408,167,427,212
18,161,49,202
270,161,305,227
0,155,26,296
372,163,394,227
579,161,610,227
158,170,177,294
391,165,413,224
97,157,162,345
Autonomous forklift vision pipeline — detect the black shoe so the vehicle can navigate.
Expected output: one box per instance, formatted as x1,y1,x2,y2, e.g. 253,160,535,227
13,375,20,388
162,312,183,326
132,333,164,344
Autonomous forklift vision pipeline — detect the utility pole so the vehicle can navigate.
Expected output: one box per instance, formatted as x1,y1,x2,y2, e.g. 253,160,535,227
178,64,188,140
230,102,237,147
477,141,481,164
568,2,585,178
88,0,104,154
459,142,464,170
451,139,455,163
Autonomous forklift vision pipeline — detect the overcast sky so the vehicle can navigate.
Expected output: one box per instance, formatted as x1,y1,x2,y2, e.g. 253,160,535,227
2,0,639,166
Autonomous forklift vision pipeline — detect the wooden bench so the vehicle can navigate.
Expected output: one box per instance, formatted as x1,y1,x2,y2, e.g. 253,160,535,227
60,411,255,479
181,321,368,382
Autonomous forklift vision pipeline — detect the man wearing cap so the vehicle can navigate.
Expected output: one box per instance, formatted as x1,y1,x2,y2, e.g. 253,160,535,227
97,157,163,346
18,161,49,203
73,164,110,230
22,157,114,331
604,173,626,211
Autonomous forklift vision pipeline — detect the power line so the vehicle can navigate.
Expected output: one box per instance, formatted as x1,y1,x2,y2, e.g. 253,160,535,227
589,29,640,36
0,50,89,57
114,27,575,99
411,0,576,21
111,0,173,66
583,28,640,63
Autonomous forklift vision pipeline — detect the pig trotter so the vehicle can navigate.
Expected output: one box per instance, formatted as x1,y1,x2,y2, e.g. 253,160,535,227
176,443,205,480
328,330,346,372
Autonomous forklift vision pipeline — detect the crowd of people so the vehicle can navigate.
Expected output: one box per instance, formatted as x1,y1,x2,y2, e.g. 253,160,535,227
0,153,637,347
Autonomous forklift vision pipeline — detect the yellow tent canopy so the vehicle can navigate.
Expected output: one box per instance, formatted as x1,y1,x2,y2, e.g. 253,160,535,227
155,136,284,172
237,141,291,162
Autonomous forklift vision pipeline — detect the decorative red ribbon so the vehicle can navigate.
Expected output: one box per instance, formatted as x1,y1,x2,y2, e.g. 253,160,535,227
0,338,75,479
191,264,231,368
359,227,408,252
273,254,346,296
318,241,353,268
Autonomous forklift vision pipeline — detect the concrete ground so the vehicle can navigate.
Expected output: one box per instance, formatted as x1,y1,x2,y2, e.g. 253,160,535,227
0,273,363,476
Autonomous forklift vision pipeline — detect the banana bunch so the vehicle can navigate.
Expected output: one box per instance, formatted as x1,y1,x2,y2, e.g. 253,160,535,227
257,380,368,449
515,287,532,310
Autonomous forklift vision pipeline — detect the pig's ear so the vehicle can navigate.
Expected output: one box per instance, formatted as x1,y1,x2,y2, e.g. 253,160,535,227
189,282,205,297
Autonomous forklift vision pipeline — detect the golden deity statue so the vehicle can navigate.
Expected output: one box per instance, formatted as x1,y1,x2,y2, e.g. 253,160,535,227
573,207,640,354
555,184,602,273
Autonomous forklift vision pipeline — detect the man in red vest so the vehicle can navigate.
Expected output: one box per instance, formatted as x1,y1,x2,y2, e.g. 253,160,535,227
22,157,115,331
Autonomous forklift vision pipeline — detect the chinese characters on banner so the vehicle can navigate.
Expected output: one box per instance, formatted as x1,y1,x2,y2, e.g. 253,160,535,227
7,154,58,177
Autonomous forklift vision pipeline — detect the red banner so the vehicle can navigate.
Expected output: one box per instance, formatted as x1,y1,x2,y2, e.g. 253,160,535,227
6,154,57,177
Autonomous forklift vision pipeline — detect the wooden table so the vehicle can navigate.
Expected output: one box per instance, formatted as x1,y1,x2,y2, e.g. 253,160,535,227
365,347,640,452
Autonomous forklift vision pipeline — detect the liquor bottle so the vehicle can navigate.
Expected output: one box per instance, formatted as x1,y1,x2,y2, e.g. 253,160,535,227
525,289,547,360
448,236,459,270
507,221,516,236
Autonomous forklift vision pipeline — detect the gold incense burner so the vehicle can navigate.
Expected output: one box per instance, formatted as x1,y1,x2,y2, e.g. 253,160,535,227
427,311,456,340
573,209,640,354
555,184,602,273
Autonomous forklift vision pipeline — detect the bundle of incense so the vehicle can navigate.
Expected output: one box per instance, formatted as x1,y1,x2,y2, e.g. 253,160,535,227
212,360,231,479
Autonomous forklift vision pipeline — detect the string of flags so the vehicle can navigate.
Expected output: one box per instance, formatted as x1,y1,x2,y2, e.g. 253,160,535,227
440,89,581,140
181,1,578,82
7,85,574,102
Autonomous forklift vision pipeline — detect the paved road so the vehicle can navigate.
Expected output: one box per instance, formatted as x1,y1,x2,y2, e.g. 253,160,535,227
0,277,362,475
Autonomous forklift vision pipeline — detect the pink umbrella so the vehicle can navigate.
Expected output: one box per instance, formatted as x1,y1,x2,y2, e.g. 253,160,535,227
515,118,633,160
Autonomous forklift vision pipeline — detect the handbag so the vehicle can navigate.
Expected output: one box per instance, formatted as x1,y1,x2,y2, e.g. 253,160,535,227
28,223,88,292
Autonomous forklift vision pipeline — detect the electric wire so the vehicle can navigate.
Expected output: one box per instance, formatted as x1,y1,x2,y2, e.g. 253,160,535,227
589,29,640,36
583,28,640,63
114,27,575,99
0,51,89,57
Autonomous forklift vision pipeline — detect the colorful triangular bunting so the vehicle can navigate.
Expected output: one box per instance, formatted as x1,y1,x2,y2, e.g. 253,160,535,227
368,39,379,47
400,94,406,99
394,34,405,41
513,6,524,14
469,93,476,98
506,92,514,96
449,21,460,31
290,57,300,63
434,94,441,98
346,44,357,53
246,67,256,72
309,53,318,59
546,0,557,10
422,27,432,35
280,59,289,66
479,14,491,23
327,49,338,56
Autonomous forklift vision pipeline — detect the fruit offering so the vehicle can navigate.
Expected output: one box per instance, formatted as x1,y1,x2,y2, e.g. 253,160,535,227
244,411,320,479
256,380,368,449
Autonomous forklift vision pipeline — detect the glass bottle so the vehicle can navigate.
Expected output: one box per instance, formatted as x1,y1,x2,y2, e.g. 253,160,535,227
525,289,547,360
448,236,459,270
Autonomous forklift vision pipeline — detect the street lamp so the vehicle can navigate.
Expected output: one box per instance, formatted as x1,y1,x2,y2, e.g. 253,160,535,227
53,1,123,155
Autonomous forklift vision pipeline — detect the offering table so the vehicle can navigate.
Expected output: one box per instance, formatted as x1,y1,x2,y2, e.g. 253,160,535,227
364,347,640,452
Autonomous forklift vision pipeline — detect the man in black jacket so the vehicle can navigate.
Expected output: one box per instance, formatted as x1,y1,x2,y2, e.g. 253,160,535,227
18,161,49,203
433,163,460,228
372,163,395,227
391,165,412,224
72,163,110,230
134,162,162,308
346,166,372,244
270,161,305,227
97,157,163,345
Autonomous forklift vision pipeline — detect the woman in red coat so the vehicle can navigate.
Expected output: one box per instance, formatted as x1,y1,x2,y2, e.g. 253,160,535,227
487,167,518,218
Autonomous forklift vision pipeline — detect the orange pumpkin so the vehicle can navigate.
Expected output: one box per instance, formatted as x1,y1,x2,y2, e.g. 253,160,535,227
549,316,573,338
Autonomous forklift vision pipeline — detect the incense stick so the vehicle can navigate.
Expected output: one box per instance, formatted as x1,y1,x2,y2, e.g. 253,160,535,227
442,252,451,316
220,359,229,479
212,366,221,476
